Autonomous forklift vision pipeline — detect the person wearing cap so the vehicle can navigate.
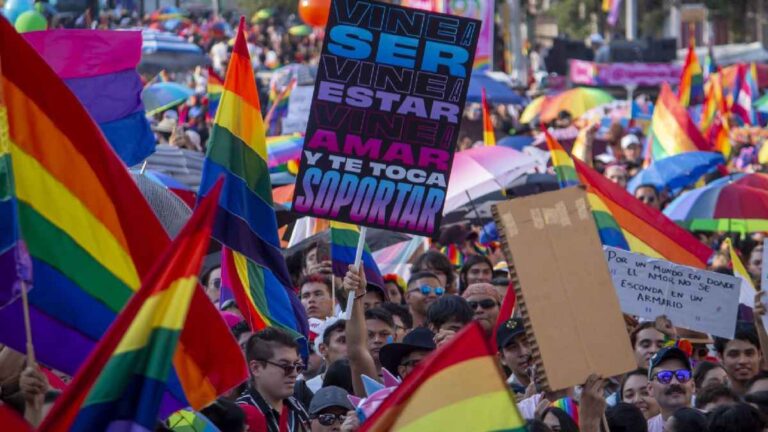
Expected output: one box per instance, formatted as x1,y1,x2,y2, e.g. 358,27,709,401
646,346,694,432
379,327,436,379
405,271,445,327
496,318,533,394
621,134,643,165
462,283,501,336
307,386,357,432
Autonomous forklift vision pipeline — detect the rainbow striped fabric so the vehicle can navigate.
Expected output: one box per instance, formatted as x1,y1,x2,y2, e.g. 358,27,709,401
551,397,579,425
39,185,247,432
440,244,464,268
573,157,712,268
702,74,732,158
198,18,308,346
725,238,757,307
732,63,758,126
545,130,580,188
23,30,155,166
360,322,526,432
0,17,169,375
481,87,495,146
266,77,296,136
647,83,710,162
207,66,224,121
679,38,705,107
330,221,384,289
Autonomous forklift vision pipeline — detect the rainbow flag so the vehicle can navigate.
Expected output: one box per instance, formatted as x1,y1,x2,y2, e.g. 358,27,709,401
552,397,579,425
266,77,296,136
606,0,622,26
679,38,705,107
481,87,495,146
440,244,464,268
703,45,717,80
360,322,526,431
725,238,757,307
198,18,308,347
732,63,758,126
0,17,168,375
330,221,384,289
647,83,710,162
573,157,712,268
23,30,155,166
207,66,224,121
266,133,304,168
545,130,580,188
39,185,247,432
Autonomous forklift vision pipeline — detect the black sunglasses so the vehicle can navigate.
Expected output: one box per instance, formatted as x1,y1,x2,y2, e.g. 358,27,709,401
261,359,304,376
316,413,346,426
468,299,499,310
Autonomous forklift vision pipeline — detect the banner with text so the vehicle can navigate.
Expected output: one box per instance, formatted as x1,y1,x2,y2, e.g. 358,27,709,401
292,0,479,236
569,59,681,87
604,247,739,338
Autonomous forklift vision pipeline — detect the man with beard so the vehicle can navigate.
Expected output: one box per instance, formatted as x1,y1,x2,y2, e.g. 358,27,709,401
646,346,694,432
715,321,762,396
496,318,533,395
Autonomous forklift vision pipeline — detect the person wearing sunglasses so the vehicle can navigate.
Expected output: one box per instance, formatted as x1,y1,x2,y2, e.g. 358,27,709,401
405,271,445,327
646,347,694,432
307,386,357,432
237,328,311,432
462,283,501,336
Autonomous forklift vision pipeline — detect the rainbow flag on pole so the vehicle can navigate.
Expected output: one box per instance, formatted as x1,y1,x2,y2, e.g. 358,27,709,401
545,130,580,188
481,87,495,146
330,221,384,288
360,322,526,432
647,83,710,162
198,18,308,346
573,157,712,268
731,63,758,126
39,184,247,432
0,17,170,375
678,37,705,107
725,238,757,307
206,66,224,121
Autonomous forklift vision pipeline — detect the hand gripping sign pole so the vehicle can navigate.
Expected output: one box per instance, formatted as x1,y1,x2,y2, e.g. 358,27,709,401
343,226,367,320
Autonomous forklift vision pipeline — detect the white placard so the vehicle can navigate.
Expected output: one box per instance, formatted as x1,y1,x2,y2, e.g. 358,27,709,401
604,246,739,338
281,85,313,134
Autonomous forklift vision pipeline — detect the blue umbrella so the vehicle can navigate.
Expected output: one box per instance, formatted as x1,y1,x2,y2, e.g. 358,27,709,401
466,72,526,104
627,151,725,194
497,135,534,151
142,82,194,116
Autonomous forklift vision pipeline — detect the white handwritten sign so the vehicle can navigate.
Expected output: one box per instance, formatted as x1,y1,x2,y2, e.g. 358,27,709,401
604,247,739,338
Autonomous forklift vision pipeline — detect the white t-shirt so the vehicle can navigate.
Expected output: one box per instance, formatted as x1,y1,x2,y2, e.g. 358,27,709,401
647,413,664,432
305,375,323,394
517,393,544,420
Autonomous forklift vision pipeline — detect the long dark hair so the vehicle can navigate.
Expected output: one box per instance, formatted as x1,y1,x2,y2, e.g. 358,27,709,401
540,407,579,432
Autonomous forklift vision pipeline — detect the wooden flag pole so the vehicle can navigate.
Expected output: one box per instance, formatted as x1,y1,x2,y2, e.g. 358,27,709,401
20,280,35,365
344,226,367,320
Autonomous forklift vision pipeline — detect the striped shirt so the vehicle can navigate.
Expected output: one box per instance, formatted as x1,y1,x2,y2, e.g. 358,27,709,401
236,387,311,432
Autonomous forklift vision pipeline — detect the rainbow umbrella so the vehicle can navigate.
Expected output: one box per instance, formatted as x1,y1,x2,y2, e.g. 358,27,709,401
289,24,312,37
664,173,768,235
520,94,549,124
539,87,614,123
142,82,193,115
167,409,220,432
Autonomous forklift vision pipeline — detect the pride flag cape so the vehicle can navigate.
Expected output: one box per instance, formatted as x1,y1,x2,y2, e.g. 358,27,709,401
198,18,308,346
725,238,757,307
0,17,236,392
23,30,155,166
360,322,526,432
545,130,579,188
39,184,247,432
679,38,705,107
330,221,384,289
206,66,224,121
573,157,712,268
481,87,495,146
647,83,709,162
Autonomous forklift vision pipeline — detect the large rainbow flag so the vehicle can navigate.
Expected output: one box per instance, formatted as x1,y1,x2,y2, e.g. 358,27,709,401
0,16,235,394
330,221,384,289
198,18,308,346
23,30,155,166
481,87,495,146
39,184,247,432
360,322,526,431
573,157,712,268
678,38,705,107
647,83,710,162
545,130,579,188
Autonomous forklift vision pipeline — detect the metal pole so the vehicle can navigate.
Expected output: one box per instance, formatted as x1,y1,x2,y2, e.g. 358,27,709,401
625,0,637,40
507,0,527,85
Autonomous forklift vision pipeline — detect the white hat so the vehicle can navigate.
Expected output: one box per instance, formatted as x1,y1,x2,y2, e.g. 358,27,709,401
313,316,342,354
621,134,640,149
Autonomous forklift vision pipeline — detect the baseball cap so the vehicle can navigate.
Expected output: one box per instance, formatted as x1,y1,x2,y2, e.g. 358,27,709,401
308,386,354,415
621,134,640,149
379,327,436,377
647,346,692,379
496,318,526,350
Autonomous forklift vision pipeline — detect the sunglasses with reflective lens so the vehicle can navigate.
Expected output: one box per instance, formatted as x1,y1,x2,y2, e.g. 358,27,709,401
316,413,346,426
653,369,692,384
413,285,445,296
468,299,499,310
261,359,304,376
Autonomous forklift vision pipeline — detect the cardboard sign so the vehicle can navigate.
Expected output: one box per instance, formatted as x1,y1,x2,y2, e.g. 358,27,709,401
291,0,480,236
492,187,636,392
605,247,739,338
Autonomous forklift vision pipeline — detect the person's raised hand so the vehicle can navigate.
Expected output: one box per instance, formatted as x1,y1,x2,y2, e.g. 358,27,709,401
654,315,677,338
306,260,333,276
755,291,767,316
578,374,607,432
19,366,48,403
434,328,457,347
343,265,367,296
340,410,360,432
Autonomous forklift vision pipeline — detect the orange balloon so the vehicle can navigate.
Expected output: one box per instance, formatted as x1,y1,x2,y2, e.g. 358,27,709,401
298,0,330,28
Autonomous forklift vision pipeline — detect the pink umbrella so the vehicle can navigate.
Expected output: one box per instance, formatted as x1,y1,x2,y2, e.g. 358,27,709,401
445,146,538,212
